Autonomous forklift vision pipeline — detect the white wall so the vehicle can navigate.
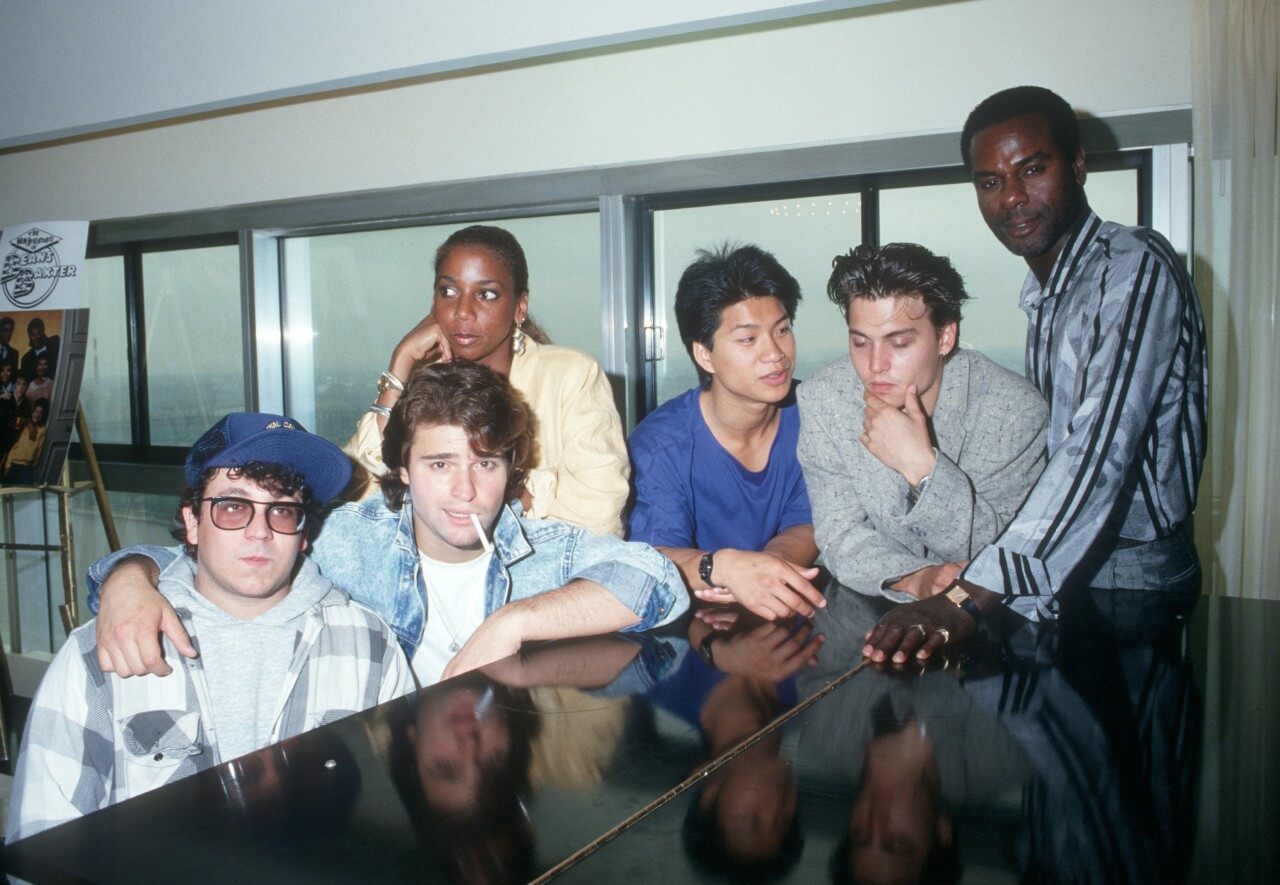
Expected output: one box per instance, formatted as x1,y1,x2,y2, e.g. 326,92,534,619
0,0,877,147
0,0,1192,228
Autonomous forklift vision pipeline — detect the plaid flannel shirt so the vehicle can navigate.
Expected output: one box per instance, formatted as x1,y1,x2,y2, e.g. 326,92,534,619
6,556,412,843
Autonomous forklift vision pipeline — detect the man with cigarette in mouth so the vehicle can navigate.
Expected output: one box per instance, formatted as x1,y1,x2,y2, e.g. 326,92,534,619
86,362,687,687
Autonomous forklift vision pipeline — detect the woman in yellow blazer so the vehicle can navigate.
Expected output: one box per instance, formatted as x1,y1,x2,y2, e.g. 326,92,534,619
346,225,629,537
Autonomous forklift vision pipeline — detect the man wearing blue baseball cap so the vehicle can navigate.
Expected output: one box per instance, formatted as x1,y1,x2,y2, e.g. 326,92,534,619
6,412,413,842
87,363,689,688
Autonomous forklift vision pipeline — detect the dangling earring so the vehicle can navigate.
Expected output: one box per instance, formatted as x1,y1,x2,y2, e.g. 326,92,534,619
512,321,526,355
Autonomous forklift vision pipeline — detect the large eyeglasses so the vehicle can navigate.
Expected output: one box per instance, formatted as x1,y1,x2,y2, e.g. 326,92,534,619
199,497,307,535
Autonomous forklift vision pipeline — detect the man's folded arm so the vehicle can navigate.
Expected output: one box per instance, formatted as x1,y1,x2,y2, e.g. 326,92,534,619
562,544,689,631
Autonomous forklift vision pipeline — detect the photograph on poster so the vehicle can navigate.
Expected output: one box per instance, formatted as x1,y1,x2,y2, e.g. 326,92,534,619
0,308,88,487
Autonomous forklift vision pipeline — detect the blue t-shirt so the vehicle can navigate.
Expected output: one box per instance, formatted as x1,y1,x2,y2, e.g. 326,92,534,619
627,386,812,551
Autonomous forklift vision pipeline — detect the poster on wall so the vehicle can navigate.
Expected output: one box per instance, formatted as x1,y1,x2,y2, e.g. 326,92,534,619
0,221,91,487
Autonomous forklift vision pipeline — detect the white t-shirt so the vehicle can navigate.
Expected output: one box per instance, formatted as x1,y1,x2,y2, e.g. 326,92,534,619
410,550,492,686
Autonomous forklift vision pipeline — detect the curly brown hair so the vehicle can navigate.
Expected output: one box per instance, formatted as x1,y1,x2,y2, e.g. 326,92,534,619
380,361,535,511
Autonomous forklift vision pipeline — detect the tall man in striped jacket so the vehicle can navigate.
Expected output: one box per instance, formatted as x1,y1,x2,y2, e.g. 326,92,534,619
865,86,1207,663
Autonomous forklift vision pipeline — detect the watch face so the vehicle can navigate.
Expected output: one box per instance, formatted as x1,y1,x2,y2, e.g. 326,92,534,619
945,584,969,605
699,553,714,583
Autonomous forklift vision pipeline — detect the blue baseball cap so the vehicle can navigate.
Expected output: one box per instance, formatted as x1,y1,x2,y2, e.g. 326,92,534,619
185,412,352,504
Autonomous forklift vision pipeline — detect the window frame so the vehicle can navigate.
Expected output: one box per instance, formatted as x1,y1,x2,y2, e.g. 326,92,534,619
632,148,1151,417
78,232,239,468
71,114,1183,493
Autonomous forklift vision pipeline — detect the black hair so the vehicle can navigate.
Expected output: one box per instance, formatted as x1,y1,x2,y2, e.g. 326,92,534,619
960,85,1081,169
827,243,969,330
434,224,529,295
171,462,320,559
26,317,44,334
682,783,805,882
0,317,13,331
674,243,802,389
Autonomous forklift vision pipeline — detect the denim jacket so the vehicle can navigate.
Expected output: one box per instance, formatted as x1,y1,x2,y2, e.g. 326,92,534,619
87,493,688,658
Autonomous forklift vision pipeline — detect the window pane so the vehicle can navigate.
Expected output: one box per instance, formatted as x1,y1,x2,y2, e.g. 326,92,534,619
879,169,1138,373
652,194,863,405
0,489,175,655
69,489,178,644
143,245,243,445
282,213,600,444
78,256,131,443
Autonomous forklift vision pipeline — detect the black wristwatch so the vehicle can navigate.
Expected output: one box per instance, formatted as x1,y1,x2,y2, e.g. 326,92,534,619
698,551,716,586
698,633,718,667
945,582,984,623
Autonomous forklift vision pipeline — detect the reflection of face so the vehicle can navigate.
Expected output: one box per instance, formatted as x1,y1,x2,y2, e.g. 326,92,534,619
705,744,798,862
0,365,10,384
398,423,509,563
431,245,529,374
0,324,11,344
414,686,512,814
969,113,1086,264
848,722,950,885
182,469,306,615
848,294,955,413
693,297,796,405
27,324,45,346
31,404,46,425
15,378,28,397
35,357,49,379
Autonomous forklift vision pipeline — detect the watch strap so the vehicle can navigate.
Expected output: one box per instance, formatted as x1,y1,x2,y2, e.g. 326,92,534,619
698,551,715,586
945,582,982,623
698,633,717,667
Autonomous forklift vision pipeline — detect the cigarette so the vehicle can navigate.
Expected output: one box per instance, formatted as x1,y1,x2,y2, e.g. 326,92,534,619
470,512,494,554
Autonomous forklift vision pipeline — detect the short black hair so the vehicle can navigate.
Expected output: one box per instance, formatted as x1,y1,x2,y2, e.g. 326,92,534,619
960,85,1081,169
0,317,13,331
26,317,44,334
827,243,969,330
682,784,804,881
674,243,802,389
